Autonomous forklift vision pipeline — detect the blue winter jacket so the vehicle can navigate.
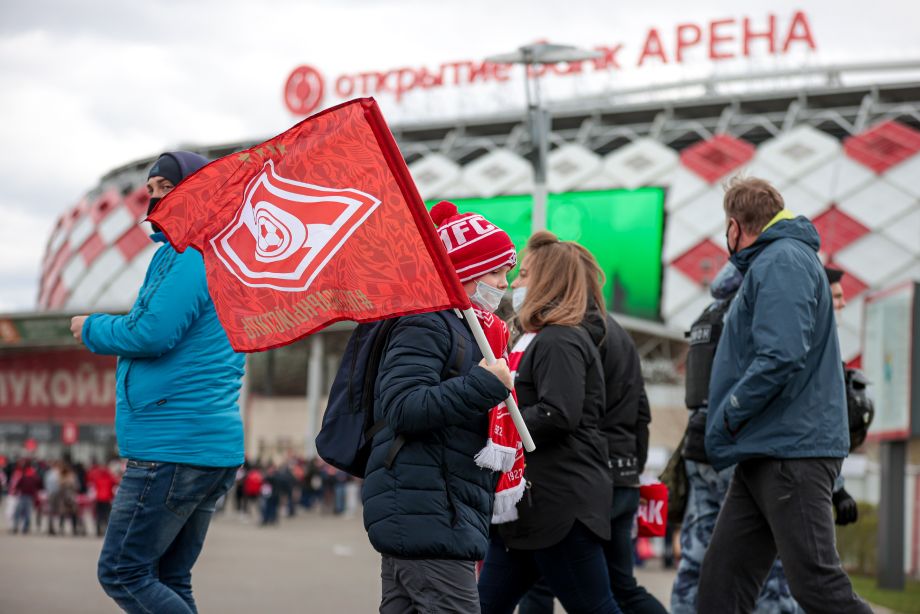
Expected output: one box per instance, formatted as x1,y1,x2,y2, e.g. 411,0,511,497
362,312,509,560
82,233,245,467
704,216,849,471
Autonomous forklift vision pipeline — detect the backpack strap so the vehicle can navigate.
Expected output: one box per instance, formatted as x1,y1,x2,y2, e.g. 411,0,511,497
439,310,474,378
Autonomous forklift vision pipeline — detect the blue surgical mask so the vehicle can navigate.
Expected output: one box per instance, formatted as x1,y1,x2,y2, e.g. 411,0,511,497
512,287,527,313
470,281,505,313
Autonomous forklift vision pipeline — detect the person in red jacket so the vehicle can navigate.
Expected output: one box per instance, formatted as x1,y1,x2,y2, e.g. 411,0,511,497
11,460,42,534
87,460,118,537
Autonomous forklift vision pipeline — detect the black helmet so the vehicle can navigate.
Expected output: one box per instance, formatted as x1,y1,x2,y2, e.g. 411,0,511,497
845,368,874,451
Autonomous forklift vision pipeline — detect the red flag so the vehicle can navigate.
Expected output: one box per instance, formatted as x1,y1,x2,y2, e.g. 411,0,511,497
149,98,470,352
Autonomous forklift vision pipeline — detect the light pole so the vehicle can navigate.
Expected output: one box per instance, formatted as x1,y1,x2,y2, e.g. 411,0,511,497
486,43,602,233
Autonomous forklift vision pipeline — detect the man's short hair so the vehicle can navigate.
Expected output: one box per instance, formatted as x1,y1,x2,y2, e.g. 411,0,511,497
723,176,785,234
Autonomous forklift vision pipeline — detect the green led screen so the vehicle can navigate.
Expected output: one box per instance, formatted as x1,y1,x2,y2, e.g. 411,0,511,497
427,188,665,320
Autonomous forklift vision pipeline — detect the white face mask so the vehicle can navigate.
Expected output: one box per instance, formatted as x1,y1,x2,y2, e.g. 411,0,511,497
470,281,505,313
512,287,527,313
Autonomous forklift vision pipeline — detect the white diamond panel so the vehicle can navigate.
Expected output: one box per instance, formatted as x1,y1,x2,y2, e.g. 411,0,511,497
834,234,914,286
798,154,876,203
462,149,532,198
665,166,709,212
98,206,136,245
604,138,679,190
662,267,703,318
68,215,96,250
663,219,709,263
883,153,920,199
675,185,732,237
754,126,841,182
782,183,831,220
60,256,87,290
548,144,602,193
880,208,920,256
65,247,126,310
837,180,917,230
575,171,621,191
668,292,713,334
95,261,148,310
735,160,790,190
409,154,462,201
48,226,68,258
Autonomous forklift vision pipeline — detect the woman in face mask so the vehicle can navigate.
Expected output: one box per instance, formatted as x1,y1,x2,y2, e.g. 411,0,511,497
478,230,620,614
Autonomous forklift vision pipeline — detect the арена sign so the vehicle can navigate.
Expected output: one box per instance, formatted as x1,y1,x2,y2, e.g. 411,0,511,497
284,11,817,116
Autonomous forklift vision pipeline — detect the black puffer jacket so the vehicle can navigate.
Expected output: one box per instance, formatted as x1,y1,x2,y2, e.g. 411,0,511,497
590,311,651,486
362,312,509,560
499,314,612,550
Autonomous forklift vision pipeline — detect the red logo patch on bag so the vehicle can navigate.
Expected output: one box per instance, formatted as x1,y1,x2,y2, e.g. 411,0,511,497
637,482,668,537
211,160,380,291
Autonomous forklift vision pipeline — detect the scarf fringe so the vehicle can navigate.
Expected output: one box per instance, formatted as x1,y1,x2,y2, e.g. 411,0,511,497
474,439,518,473
491,479,526,524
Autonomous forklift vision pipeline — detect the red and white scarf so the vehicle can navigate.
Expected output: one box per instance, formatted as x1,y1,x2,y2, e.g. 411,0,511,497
471,310,535,524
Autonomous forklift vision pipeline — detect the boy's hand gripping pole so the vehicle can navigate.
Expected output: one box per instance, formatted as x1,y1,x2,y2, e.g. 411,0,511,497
461,308,536,453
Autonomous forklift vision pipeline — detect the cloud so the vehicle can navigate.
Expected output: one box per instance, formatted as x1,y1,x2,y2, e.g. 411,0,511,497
1,0,918,313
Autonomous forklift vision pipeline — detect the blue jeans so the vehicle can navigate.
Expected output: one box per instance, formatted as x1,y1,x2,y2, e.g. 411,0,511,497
13,496,33,533
97,460,237,614
478,522,622,614
604,488,668,614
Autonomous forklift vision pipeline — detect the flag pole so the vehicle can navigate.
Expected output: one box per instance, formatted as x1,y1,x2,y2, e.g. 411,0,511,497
461,308,536,452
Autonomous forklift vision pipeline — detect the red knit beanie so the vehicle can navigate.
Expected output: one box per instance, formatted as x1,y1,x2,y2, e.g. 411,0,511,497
430,201,517,283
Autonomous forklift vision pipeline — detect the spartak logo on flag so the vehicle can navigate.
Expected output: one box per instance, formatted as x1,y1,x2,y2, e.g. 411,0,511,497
149,98,470,352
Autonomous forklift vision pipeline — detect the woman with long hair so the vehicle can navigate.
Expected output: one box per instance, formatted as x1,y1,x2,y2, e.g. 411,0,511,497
478,231,620,614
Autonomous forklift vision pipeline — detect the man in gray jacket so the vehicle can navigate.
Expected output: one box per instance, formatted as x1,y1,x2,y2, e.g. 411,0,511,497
698,177,870,613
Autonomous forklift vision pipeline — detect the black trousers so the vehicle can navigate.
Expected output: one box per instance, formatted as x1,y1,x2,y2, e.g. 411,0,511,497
698,457,870,614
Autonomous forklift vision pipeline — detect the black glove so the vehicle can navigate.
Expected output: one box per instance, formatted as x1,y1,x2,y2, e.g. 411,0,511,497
832,487,858,526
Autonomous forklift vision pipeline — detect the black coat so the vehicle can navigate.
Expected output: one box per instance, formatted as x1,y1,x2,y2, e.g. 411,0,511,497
593,311,651,486
362,312,509,560
499,317,612,550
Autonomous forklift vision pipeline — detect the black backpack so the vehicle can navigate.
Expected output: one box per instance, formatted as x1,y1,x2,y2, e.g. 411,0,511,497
315,311,474,477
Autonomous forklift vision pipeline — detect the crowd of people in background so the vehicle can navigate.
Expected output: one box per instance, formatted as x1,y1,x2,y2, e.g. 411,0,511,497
1,456,119,537
1,453,363,537
232,456,360,525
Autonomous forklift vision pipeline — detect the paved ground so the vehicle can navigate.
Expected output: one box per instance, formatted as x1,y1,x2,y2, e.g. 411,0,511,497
0,510,893,613
0,509,676,613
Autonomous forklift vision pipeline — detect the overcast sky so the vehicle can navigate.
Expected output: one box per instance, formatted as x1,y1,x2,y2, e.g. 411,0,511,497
1,0,918,312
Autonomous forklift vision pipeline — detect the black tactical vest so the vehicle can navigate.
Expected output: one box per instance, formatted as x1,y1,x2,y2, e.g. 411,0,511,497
684,295,735,410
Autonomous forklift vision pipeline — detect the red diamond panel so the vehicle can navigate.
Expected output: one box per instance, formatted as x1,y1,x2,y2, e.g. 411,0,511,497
90,191,121,223
846,355,861,370
680,134,755,184
826,259,869,299
41,245,71,296
813,207,870,256
671,239,729,286
124,186,150,217
47,280,69,310
117,226,151,261
80,233,105,264
844,120,920,174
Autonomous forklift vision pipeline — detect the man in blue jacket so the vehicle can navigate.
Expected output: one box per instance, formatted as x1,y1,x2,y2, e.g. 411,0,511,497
70,151,244,614
698,177,869,613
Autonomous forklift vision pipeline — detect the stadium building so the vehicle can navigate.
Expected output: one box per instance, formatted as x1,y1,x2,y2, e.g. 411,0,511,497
2,34,919,575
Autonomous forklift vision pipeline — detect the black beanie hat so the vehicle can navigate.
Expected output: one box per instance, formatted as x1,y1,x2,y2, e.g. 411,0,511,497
824,266,844,284
147,154,183,186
